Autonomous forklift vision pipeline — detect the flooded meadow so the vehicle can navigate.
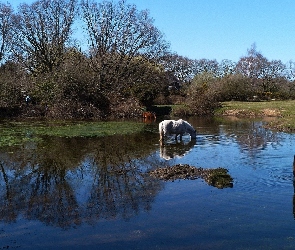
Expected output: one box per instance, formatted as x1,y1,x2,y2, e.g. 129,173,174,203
0,117,295,249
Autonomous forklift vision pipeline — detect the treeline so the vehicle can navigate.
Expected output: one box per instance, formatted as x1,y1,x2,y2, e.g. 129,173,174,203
0,0,295,119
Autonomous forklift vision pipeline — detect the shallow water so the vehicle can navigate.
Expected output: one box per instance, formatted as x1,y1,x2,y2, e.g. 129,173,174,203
1,117,295,249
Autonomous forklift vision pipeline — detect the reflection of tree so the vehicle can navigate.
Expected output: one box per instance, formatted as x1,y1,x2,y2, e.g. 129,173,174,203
0,132,163,228
159,139,196,160
188,117,281,156
0,158,81,228
24,159,81,228
0,161,18,222
83,134,163,222
85,159,162,222
230,121,280,156
209,118,281,158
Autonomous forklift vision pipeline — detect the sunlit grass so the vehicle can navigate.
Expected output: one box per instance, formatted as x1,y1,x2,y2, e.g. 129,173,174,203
219,100,295,113
0,120,146,147
217,100,295,131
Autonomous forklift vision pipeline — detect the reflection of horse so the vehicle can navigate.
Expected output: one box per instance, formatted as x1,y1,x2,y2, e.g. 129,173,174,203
159,119,196,141
160,140,196,160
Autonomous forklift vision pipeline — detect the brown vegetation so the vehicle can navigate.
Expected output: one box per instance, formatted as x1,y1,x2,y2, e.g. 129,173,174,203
1,2,295,119
149,164,233,189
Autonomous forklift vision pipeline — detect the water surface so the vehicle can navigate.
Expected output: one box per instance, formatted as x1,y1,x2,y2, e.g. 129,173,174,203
0,117,295,249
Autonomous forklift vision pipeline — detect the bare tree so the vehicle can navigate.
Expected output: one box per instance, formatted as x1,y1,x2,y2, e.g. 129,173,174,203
0,3,13,63
11,0,78,73
218,59,237,77
81,0,170,92
161,53,195,84
262,59,286,93
193,58,219,77
82,0,169,60
236,43,268,80
236,43,286,94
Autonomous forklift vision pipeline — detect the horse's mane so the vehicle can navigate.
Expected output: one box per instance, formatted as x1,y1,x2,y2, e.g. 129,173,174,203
181,120,194,132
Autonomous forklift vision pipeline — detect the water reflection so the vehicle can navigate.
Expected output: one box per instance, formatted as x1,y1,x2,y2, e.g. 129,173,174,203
293,181,295,219
0,117,291,233
0,133,164,228
293,155,295,219
189,117,281,157
233,121,280,155
159,139,196,160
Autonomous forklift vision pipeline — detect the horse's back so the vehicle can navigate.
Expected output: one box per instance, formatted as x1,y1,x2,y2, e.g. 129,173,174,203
159,119,196,140
159,120,173,132
160,119,184,135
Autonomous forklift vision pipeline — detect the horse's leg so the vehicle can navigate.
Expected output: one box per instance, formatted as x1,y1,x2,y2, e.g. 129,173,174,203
159,130,164,141
179,134,182,141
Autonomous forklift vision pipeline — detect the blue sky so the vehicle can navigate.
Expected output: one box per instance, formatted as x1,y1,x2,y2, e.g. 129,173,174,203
10,0,295,63
134,0,295,63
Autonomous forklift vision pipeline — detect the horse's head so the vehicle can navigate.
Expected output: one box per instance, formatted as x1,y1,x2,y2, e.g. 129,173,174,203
183,121,196,139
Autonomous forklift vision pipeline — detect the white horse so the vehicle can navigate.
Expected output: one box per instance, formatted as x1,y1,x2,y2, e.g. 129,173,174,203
159,119,197,141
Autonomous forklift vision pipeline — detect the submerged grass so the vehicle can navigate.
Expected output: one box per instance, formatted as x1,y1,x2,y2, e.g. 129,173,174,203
0,120,146,147
217,100,295,131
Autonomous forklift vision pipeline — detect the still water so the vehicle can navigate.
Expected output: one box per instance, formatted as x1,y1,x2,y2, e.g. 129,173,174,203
0,117,295,249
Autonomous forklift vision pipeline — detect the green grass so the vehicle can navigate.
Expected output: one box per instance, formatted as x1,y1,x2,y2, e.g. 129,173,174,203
0,120,146,147
217,100,295,131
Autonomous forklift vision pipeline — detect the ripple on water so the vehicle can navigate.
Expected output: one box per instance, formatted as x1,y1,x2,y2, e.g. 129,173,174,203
232,153,295,195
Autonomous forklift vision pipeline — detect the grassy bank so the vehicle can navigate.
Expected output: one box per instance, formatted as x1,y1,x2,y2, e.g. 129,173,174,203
216,100,295,132
0,121,146,147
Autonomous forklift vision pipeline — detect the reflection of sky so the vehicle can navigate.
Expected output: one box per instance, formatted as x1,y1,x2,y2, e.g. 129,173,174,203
159,119,295,188
66,157,95,205
2,119,295,248
164,124,295,192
